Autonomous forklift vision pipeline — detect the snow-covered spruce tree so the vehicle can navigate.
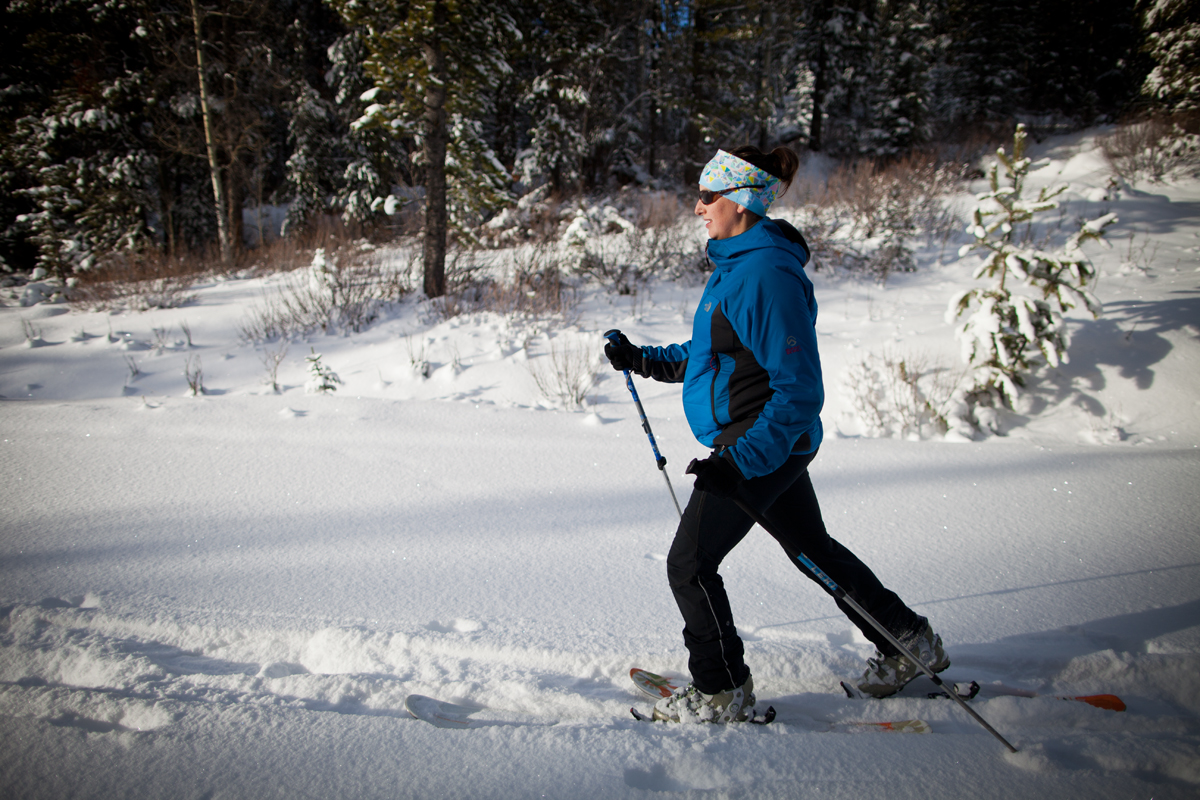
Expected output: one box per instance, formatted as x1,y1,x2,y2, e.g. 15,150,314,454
11,102,158,278
3,0,160,277
1139,0,1200,113
304,348,342,394
802,0,880,156
281,83,346,238
866,0,936,157
948,124,1116,410
325,30,412,229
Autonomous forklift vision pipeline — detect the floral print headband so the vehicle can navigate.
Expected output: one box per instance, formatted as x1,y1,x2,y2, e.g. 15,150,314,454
698,150,783,216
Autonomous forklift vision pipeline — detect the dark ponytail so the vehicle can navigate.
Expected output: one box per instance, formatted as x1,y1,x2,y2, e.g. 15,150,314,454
727,145,799,195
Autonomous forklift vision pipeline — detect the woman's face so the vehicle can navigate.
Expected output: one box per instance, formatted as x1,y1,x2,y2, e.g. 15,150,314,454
695,191,753,240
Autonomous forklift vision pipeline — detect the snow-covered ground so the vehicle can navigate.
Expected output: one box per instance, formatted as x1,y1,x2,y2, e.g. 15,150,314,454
1,132,1198,799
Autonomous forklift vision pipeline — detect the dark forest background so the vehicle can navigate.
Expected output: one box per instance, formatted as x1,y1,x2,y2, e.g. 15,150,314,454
0,0,1195,282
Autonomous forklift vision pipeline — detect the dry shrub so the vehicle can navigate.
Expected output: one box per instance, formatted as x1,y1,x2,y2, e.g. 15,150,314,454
238,243,412,342
637,191,685,228
790,151,970,280
528,333,601,410
1099,112,1200,182
843,348,965,439
429,243,579,323
68,249,209,311
69,214,389,312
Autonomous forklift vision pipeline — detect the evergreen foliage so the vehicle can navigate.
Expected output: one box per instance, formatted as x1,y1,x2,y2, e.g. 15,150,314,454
304,347,342,394
948,124,1115,407
0,0,1165,273
1139,0,1200,112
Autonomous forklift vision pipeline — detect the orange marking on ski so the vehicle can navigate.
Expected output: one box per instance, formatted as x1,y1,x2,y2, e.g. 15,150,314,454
1071,694,1126,712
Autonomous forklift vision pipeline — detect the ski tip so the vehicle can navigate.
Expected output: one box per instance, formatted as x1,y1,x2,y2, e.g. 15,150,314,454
1075,694,1126,712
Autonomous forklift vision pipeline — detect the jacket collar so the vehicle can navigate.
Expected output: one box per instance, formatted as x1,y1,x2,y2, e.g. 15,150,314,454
705,218,808,272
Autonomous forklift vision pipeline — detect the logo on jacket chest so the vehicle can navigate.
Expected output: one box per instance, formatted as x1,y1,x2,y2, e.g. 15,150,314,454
785,335,800,355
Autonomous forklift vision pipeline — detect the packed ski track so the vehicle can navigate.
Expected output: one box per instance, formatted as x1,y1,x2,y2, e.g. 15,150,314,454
1,132,1198,798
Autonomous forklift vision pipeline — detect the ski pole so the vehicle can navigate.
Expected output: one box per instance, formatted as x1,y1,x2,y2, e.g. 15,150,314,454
604,330,683,518
730,496,1019,754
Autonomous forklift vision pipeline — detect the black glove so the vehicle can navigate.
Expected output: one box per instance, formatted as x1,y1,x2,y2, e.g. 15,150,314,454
603,329,642,373
686,452,744,498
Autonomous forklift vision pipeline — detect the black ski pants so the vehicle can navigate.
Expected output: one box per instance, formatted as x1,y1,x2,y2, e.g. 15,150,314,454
667,448,925,694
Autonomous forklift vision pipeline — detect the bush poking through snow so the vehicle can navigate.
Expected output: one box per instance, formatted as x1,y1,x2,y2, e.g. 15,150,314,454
948,123,1115,410
843,349,962,439
22,319,45,348
304,348,342,394
528,335,600,411
260,341,289,394
239,246,409,342
184,355,205,396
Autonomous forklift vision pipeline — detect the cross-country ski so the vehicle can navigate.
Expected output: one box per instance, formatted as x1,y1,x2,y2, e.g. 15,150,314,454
404,695,557,729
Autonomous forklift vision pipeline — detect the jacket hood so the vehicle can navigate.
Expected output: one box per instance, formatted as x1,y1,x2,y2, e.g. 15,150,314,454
705,218,809,273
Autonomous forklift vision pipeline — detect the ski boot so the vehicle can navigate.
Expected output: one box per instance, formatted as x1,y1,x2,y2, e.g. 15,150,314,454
652,677,755,723
856,622,949,699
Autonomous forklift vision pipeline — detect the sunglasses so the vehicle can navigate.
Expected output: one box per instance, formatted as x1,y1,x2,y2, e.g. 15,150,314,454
698,185,766,205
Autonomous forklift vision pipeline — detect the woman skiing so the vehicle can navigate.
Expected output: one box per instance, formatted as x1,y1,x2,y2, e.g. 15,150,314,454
604,145,948,723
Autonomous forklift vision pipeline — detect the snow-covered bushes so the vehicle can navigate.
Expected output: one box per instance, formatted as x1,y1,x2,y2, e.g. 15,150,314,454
948,124,1115,410
1099,114,1200,182
575,222,706,298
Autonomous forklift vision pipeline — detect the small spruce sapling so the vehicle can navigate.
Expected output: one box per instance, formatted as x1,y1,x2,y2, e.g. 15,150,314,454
304,348,342,394
947,124,1116,408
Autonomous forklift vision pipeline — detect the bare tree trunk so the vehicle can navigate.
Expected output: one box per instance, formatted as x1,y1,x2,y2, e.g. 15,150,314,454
421,1,449,299
809,0,831,153
190,0,233,266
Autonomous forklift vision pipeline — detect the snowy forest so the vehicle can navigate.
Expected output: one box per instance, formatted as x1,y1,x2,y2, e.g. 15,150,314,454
1,0,1196,288
3,2,1200,797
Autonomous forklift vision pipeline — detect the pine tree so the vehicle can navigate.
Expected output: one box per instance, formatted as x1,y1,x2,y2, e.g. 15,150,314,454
867,0,937,155
2,0,159,277
515,0,605,196
947,124,1115,407
330,0,519,298
304,347,342,394
1139,0,1200,113
801,0,880,155
326,29,413,228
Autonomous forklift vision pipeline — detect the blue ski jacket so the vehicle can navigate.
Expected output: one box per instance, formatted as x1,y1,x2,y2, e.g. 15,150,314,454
638,218,823,480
